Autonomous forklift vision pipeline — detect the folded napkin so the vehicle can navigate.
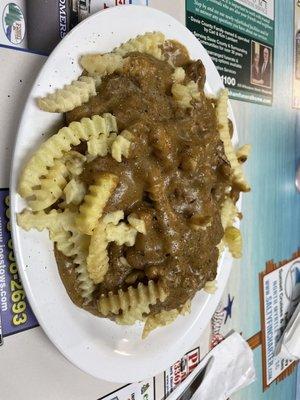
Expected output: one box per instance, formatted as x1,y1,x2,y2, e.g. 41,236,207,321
167,331,256,400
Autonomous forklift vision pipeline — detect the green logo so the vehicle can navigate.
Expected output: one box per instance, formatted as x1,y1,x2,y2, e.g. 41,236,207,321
2,3,25,44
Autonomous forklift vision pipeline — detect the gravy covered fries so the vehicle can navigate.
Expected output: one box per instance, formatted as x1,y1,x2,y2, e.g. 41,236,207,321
17,32,250,337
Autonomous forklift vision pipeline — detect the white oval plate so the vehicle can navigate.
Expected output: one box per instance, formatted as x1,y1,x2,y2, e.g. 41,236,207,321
10,5,238,383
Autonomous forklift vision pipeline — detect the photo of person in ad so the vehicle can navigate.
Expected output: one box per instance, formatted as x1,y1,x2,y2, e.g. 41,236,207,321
251,52,261,84
251,41,272,88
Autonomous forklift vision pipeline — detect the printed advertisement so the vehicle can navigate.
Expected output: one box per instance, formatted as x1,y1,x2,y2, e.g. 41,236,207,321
99,379,155,400
0,189,38,341
77,0,149,21
186,0,275,105
294,0,300,108
164,347,200,397
260,256,300,389
25,0,148,54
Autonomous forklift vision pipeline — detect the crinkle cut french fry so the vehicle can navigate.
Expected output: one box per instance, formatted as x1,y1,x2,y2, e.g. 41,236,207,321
76,173,119,235
114,31,165,59
224,226,242,258
98,280,167,317
80,53,124,76
216,89,250,192
37,76,97,113
142,300,191,339
171,81,200,108
87,221,109,284
18,115,114,198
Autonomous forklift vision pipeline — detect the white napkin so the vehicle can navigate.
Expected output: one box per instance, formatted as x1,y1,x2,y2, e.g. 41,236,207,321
275,302,300,361
167,332,255,400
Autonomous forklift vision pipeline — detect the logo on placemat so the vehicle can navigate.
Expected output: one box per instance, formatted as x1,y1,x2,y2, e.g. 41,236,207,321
223,293,234,324
284,260,300,302
2,3,25,45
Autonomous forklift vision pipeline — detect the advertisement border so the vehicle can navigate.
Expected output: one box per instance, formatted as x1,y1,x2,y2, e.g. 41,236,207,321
259,251,299,391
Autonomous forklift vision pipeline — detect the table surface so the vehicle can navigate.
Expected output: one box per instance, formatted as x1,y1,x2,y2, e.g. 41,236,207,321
0,1,299,399
231,1,300,398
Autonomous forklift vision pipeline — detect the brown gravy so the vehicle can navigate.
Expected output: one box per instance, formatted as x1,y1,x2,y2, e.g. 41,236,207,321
57,41,232,316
